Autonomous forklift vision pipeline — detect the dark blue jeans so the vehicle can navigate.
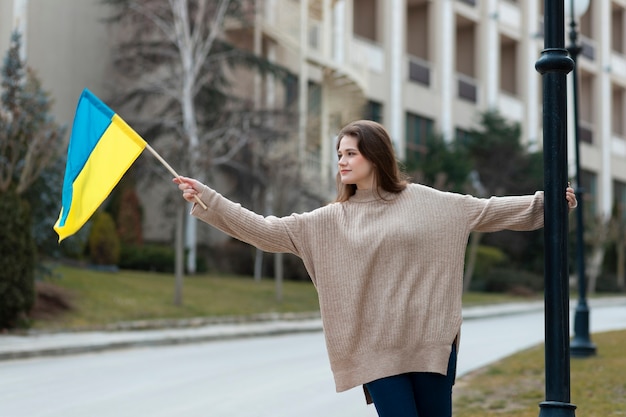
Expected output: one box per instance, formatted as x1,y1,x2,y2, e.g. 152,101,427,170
364,345,457,417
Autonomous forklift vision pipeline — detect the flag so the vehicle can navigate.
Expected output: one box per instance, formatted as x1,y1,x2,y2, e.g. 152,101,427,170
54,88,146,242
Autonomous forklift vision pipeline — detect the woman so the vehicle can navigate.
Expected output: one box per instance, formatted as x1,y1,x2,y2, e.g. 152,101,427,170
175,120,577,417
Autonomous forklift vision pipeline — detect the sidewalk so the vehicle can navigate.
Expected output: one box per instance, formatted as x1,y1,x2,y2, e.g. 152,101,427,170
1,297,624,361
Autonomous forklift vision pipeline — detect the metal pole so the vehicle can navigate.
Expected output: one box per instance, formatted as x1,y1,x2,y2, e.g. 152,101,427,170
567,0,596,358
535,0,576,416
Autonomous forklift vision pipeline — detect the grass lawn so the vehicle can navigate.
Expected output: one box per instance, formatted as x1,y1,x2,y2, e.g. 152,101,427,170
454,329,626,416
36,264,544,330
36,265,321,329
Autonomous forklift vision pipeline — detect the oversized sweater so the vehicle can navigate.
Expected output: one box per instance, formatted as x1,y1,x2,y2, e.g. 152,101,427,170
191,183,545,394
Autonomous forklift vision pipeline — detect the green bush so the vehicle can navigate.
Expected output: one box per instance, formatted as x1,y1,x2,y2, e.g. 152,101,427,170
466,245,508,291
119,244,175,273
88,211,120,266
0,191,36,329
474,245,508,278
120,243,207,274
59,223,91,261
483,267,544,294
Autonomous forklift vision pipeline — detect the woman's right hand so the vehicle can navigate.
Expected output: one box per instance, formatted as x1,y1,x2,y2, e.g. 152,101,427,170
173,176,202,204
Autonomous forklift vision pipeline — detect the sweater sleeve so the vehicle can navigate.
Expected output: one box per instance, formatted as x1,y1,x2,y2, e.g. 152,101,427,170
463,191,545,233
189,184,304,256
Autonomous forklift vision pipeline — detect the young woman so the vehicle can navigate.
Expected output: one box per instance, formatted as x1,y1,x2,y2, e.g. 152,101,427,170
174,120,577,417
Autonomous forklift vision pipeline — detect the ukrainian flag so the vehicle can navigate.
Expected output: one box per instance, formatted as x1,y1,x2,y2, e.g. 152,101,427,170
54,89,146,242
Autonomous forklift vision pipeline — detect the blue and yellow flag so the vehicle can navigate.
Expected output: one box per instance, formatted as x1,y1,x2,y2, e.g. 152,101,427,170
54,89,146,242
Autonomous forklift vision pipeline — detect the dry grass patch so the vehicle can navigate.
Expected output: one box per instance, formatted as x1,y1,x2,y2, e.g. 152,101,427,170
454,330,626,416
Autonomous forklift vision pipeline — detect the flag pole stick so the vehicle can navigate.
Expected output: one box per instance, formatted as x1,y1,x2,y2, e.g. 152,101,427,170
144,143,208,210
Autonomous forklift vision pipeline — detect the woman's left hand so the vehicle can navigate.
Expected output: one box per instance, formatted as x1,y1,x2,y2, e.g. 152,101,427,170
566,185,577,210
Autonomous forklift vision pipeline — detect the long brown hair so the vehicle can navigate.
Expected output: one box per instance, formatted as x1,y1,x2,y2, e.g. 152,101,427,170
334,120,408,202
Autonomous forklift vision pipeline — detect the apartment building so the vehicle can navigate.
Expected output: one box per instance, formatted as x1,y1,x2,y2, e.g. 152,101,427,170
247,0,626,220
3,0,626,236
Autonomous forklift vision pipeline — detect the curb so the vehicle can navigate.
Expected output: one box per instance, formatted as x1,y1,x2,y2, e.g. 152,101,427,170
0,317,324,361
2,297,624,362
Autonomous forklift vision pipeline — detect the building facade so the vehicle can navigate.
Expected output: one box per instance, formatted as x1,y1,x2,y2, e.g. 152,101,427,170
3,0,626,239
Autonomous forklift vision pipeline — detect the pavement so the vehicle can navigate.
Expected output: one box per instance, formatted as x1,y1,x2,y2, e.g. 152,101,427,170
1,296,625,361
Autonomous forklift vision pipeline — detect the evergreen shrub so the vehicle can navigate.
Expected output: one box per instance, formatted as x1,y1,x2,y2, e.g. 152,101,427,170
88,211,121,266
120,244,207,274
120,244,175,273
483,267,544,294
0,192,36,328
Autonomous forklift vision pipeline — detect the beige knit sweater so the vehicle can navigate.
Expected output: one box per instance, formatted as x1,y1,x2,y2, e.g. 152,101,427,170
191,183,544,393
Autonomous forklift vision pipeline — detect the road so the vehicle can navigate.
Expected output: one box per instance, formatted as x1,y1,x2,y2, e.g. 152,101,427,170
1,303,625,417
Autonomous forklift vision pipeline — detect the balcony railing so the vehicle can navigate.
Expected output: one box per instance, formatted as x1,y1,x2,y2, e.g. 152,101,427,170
408,55,431,87
612,135,626,157
352,36,384,73
580,36,595,61
579,120,593,144
457,73,478,103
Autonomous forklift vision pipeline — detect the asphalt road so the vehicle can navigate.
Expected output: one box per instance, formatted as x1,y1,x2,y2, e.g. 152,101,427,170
1,303,625,417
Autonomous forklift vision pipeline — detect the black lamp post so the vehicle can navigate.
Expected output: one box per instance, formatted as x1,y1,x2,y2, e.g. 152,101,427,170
535,0,576,416
566,0,596,359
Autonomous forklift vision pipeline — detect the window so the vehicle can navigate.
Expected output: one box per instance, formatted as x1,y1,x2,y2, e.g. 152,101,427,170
455,128,473,145
581,170,597,217
409,58,431,86
614,180,626,222
406,112,434,161
500,35,518,96
285,74,298,107
353,0,378,42
364,101,383,123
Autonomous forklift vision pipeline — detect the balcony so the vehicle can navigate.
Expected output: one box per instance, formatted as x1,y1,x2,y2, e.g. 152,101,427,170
262,0,367,90
499,92,523,121
408,55,431,87
499,0,521,31
611,52,626,82
612,135,626,157
457,73,478,103
579,120,594,144
352,36,384,74
580,35,595,61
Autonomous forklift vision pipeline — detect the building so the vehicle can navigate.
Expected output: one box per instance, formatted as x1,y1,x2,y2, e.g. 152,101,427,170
3,0,626,241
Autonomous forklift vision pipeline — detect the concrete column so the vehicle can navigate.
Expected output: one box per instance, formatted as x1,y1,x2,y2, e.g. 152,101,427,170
299,0,309,164
333,0,345,63
321,73,331,191
386,0,406,157
322,0,332,58
523,0,540,150
343,0,353,67
438,0,454,141
482,0,499,109
598,0,613,217
253,0,262,109
266,43,276,109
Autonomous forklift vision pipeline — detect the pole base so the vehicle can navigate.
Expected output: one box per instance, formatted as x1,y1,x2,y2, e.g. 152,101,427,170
570,340,597,358
539,401,577,417
570,304,597,358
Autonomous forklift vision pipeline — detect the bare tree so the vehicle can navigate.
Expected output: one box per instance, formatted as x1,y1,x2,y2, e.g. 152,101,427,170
105,0,292,303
